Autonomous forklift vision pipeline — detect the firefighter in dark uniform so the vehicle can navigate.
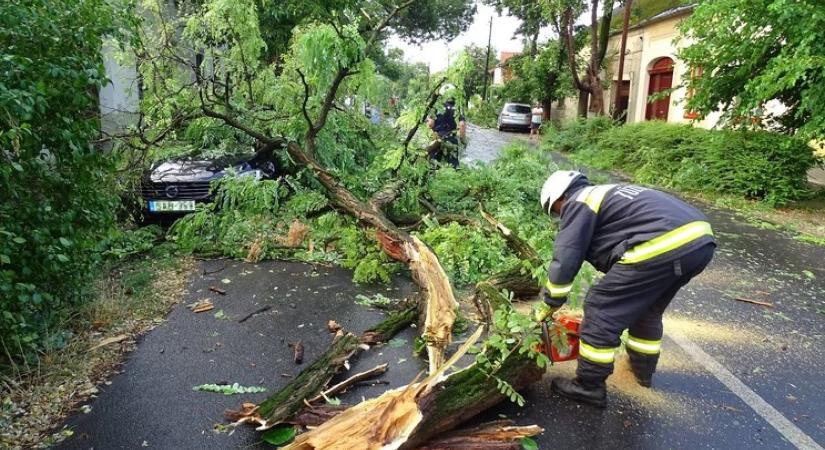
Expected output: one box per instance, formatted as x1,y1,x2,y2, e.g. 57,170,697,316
536,170,716,408
426,97,466,168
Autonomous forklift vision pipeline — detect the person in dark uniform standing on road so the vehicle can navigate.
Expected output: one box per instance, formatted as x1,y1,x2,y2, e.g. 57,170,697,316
535,170,716,408
426,97,466,168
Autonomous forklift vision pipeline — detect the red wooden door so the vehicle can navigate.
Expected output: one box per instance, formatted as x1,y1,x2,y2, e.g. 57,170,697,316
645,58,674,121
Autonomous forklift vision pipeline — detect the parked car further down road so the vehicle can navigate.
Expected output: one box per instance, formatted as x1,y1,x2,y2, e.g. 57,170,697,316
141,150,279,217
497,102,532,132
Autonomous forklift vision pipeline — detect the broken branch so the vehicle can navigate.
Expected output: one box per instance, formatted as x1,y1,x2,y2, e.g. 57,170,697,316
734,297,774,308
308,363,389,403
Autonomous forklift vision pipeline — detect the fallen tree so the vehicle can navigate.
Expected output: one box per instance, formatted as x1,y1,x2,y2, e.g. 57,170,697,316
130,0,561,446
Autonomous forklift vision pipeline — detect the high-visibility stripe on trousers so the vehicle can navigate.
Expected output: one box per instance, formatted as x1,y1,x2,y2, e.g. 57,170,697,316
626,334,662,355
579,340,618,364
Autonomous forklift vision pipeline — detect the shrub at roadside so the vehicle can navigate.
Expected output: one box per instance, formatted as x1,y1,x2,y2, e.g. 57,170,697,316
467,99,502,129
0,0,126,366
546,120,816,206
543,116,615,153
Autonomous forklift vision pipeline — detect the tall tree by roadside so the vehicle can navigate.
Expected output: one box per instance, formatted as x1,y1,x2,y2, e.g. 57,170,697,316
460,44,499,101
484,0,547,56
508,40,574,119
257,0,476,66
546,0,616,116
678,0,825,140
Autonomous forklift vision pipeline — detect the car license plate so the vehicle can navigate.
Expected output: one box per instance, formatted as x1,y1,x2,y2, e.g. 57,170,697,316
149,200,196,212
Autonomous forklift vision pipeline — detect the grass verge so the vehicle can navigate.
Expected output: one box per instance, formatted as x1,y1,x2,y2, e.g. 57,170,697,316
553,150,825,246
0,244,193,449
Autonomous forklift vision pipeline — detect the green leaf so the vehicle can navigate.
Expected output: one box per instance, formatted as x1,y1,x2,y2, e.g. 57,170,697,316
802,270,815,280
388,337,407,348
193,383,266,395
261,425,296,446
12,237,26,244
325,396,341,406
59,237,72,247
214,309,228,320
520,437,539,450
57,254,70,262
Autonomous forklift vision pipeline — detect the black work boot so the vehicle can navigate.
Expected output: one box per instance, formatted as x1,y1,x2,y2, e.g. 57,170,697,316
627,349,659,388
551,377,607,408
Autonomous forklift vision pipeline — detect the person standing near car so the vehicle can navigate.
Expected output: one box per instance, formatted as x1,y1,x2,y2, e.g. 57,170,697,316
426,97,466,168
530,103,543,140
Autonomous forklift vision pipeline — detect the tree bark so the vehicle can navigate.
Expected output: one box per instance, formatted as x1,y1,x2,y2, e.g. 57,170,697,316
577,91,590,117
416,421,543,450
401,359,544,449
255,332,361,426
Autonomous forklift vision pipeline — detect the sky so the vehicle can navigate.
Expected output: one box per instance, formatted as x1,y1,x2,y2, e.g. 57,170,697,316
388,3,550,73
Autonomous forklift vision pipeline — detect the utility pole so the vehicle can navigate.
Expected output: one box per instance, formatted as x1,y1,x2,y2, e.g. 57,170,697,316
614,0,633,120
482,15,493,101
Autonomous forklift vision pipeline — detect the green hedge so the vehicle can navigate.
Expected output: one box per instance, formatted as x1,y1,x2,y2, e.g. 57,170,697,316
1,0,123,365
544,120,816,206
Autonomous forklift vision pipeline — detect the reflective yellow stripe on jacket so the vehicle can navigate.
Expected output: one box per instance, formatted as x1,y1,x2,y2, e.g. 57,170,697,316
619,221,713,264
544,280,572,298
575,184,617,213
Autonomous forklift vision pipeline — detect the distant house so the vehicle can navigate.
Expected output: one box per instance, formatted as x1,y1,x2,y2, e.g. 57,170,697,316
492,51,520,86
555,2,756,129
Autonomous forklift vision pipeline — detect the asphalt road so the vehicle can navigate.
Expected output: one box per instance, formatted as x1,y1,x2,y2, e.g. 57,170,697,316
58,126,825,449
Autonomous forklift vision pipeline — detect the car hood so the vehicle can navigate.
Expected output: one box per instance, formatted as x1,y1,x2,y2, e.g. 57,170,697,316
148,158,250,183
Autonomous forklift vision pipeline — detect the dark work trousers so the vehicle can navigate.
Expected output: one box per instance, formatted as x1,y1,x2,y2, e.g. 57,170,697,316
428,134,460,169
577,243,716,382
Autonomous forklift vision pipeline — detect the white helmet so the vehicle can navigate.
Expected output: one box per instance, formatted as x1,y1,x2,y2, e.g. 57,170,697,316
540,170,583,214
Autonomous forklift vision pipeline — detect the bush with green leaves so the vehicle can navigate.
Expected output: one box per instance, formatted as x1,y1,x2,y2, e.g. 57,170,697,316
547,119,816,206
0,0,127,365
466,99,502,129
542,116,615,153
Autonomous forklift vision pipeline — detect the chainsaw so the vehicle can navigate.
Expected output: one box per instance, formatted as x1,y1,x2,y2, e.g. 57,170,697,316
539,314,581,362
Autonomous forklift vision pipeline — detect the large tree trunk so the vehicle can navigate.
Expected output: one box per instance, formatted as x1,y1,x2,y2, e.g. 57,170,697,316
577,91,589,117
282,328,545,450
588,71,606,115
255,333,361,426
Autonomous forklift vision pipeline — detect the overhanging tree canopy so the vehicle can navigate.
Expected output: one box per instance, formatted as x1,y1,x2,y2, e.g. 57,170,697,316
678,0,825,140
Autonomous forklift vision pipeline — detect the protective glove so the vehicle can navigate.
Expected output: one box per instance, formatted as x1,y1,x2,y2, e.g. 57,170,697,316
534,301,559,323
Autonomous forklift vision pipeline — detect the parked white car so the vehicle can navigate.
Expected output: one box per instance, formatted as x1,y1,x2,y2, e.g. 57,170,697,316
497,102,532,132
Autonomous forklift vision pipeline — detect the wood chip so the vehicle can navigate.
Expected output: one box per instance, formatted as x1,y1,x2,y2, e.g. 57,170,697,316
90,334,129,351
289,341,304,364
190,299,214,313
327,320,342,333
209,286,227,295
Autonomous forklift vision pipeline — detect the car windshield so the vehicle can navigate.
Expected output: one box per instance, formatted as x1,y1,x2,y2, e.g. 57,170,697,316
506,105,531,114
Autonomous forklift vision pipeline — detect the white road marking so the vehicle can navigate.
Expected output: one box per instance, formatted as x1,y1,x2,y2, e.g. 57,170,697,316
667,330,823,450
